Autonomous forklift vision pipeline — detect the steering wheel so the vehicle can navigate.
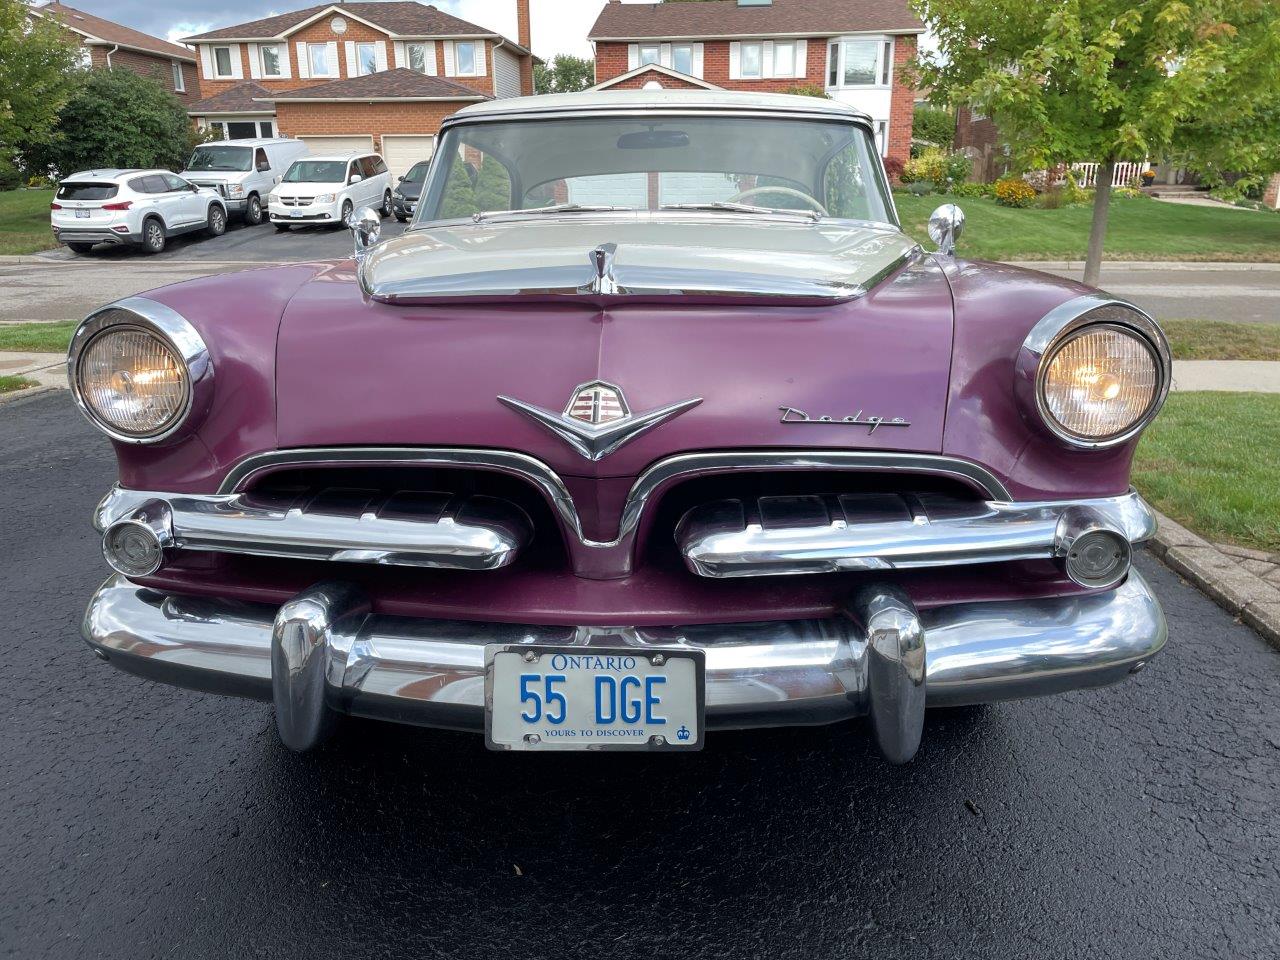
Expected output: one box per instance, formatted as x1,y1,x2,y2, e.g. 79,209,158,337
728,185,829,215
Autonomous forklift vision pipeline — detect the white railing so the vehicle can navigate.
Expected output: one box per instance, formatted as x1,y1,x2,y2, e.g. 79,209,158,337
1070,161,1146,188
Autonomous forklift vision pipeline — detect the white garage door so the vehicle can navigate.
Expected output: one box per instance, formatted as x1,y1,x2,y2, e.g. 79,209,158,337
297,135,374,156
381,135,436,181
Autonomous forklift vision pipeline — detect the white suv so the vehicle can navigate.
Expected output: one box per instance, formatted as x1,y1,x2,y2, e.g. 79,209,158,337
51,169,228,255
268,153,392,230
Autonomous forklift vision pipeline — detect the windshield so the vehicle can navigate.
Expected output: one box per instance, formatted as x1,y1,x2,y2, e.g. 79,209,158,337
282,160,347,183
187,145,252,172
416,114,893,225
402,161,431,183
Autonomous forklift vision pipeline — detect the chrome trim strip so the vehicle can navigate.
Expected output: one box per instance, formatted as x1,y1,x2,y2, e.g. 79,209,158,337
66,296,213,445
102,448,1020,578
677,491,1154,579
1016,295,1172,450
81,569,1166,738
98,488,532,571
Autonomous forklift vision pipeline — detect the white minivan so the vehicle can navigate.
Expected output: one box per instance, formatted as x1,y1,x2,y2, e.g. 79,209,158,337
181,138,310,225
268,154,393,230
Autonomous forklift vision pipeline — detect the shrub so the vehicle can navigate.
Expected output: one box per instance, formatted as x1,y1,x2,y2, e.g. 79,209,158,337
782,83,830,99
994,176,1036,207
1061,169,1089,206
902,148,946,184
907,180,935,196
949,181,993,199
1039,187,1065,209
912,105,955,147
0,155,21,191
882,155,904,182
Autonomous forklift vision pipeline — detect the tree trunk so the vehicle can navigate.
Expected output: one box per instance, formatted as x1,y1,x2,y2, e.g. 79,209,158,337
1083,158,1115,287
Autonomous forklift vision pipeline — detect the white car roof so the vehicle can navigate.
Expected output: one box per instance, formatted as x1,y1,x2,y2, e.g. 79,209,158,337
197,138,302,148
300,153,378,162
455,89,870,121
62,168,170,182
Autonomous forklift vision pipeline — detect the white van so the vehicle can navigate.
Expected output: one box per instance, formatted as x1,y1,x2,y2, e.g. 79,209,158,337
181,138,310,225
268,154,393,230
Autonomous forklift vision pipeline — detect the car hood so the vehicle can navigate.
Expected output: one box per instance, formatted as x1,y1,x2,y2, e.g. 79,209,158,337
359,215,920,304
273,183,343,195
180,171,247,182
274,247,956,487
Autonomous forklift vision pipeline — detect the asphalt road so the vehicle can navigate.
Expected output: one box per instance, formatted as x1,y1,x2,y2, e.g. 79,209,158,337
2,390,1278,960
1037,265,1280,325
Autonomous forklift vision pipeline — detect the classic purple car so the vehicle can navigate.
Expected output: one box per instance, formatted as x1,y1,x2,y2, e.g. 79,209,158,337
72,91,1169,763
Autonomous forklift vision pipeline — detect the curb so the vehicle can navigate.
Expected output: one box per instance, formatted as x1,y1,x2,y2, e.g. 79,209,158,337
0,382,63,407
1147,511,1280,652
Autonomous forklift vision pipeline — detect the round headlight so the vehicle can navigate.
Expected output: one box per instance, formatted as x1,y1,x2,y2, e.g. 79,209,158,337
1038,323,1162,444
76,325,189,439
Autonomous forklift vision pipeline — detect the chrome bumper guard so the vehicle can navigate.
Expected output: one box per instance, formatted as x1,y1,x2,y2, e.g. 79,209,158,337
82,569,1166,762
96,488,532,571
678,490,1156,580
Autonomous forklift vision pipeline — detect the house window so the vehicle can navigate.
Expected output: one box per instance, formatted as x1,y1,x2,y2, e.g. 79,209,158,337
259,44,282,77
309,43,334,77
213,45,234,78
171,61,185,92
740,42,763,79
356,42,377,76
76,46,93,69
455,41,477,75
773,41,796,78
407,42,429,74
638,44,660,66
672,44,693,76
828,38,893,88
259,121,275,137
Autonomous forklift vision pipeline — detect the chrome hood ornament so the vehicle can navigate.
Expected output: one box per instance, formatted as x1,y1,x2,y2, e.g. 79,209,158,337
584,243,620,296
499,381,701,461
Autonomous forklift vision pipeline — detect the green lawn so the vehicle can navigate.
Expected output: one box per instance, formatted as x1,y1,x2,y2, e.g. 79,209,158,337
0,320,76,353
1160,320,1280,361
1134,392,1280,552
894,192,1280,262
0,189,57,256
0,375,39,394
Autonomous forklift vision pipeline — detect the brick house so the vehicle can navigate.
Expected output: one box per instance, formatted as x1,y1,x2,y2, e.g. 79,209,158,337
588,0,924,165
183,1,535,178
28,1,200,105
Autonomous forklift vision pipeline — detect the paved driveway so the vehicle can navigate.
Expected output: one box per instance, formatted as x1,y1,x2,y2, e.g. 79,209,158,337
2,392,1277,960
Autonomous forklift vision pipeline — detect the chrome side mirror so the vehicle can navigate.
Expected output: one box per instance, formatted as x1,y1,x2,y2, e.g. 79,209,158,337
927,203,965,257
351,206,382,258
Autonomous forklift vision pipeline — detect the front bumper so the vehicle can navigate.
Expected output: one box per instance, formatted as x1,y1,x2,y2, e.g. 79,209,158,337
392,197,417,217
82,569,1166,758
269,200,340,223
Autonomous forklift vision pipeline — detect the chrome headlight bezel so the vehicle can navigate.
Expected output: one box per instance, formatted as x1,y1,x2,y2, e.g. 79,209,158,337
67,297,213,445
1016,296,1171,450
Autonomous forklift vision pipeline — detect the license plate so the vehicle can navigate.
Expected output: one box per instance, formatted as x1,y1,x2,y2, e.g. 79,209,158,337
486,646,704,751
406,203,416,213
76,209,90,219
290,209,303,218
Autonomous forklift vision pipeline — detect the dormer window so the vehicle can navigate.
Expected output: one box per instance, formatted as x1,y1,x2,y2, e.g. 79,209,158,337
355,41,377,75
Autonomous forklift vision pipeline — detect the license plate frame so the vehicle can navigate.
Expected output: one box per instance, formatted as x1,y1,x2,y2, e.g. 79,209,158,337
484,645,705,752
75,209,90,219
289,208,303,218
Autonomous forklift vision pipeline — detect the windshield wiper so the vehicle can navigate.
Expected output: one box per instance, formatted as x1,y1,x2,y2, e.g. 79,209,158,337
661,201,822,221
472,203,632,222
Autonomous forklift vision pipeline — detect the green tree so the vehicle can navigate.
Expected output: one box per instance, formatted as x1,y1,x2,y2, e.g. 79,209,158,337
0,0,80,173
439,155,477,219
534,54,594,95
19,68,193,176
914,0,1280,283
473,155,512,211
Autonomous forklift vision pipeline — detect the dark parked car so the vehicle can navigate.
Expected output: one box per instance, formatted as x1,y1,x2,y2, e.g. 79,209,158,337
391,160,430,222
70,91,1169,763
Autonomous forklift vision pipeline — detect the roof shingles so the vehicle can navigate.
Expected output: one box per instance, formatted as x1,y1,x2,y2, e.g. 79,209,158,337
187,82,274,115
589,0,923,40
37,1,197,60
187,2,507,43
260,68,490,101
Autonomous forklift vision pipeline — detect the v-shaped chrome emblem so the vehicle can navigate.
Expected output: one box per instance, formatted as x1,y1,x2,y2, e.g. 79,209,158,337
498,381,701,461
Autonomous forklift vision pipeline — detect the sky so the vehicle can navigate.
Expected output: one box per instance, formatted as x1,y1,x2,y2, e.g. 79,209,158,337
42,0,637,59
